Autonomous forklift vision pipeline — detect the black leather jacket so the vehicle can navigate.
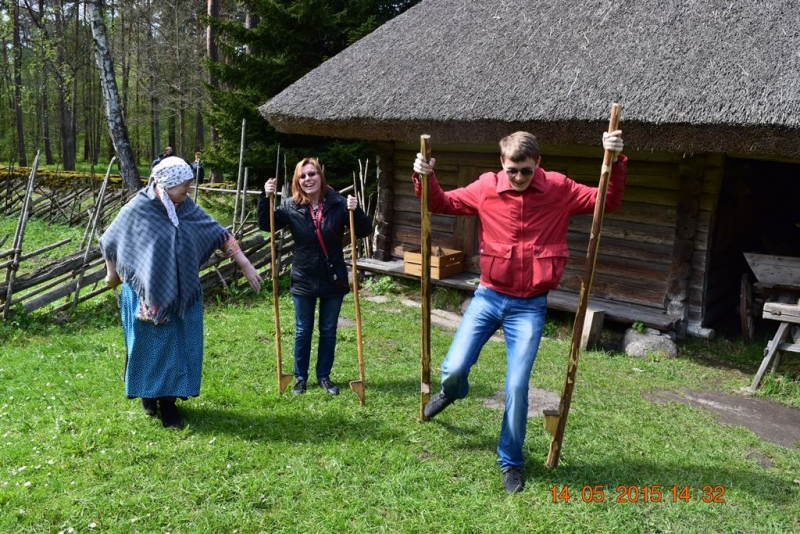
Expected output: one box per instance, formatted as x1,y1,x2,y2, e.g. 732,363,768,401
257,187,373,297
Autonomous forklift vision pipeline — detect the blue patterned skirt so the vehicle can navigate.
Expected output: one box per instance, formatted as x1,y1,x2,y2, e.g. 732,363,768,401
119,284,204,399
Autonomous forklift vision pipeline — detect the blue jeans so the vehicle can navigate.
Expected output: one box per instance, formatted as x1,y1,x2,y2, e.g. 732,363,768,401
292,294,344,382
440,285,547,470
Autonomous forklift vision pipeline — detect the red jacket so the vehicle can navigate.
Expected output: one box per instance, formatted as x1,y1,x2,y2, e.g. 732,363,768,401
413,156,627,297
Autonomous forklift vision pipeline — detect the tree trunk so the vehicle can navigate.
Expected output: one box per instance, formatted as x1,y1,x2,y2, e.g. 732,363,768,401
42,82,54,165
87,0,139,190
13,2,27,167
168,114,177,156
207,0,219,147
195,104,204,151
55,2,76,171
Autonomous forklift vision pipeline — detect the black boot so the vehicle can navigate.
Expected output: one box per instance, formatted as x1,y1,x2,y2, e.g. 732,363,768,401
159,397,184,429
141,397,158,417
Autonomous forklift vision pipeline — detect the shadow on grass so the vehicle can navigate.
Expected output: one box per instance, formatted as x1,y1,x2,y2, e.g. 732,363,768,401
181,405,406,443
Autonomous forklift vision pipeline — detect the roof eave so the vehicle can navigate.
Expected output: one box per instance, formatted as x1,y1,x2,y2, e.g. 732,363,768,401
262,108,800,158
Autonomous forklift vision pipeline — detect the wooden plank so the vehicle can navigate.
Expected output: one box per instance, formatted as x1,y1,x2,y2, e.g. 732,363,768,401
619,187,678,207
604,202,678,227
763,302,800,325
559,274,667,308
393,225,455,250
393,210,455,234
748,322,791,391
565,254,670,282
569,218,676,247
572,171,680,191
581,308,605,349
567,233,673,263
744,253,800,287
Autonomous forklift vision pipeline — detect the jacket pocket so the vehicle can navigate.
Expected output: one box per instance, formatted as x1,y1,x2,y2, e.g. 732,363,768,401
532,244,569,291
479,241,514,290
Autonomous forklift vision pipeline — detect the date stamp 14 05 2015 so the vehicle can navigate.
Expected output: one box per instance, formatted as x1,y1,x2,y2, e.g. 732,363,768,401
549,485,726,504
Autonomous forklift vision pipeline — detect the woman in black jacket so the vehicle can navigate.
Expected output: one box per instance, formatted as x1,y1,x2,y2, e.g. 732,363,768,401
258,158,373,395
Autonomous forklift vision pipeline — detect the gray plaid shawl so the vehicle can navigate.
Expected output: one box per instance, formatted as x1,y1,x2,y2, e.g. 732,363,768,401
100,184,227,323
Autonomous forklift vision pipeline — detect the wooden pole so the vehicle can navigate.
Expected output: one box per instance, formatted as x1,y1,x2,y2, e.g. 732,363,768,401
546,103,622,468
232,118,246,230
3,151,40,320
193,156,201,202
270,185,293,394
419,135,432,421
348,206,366,405
240,167,249,233
73,157,115,311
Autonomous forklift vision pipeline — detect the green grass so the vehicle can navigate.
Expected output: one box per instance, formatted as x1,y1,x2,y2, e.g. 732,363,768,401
0,216,87,269
0,284,798,533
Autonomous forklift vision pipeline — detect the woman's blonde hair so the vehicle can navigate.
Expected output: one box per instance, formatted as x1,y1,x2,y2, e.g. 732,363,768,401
291,157,328,205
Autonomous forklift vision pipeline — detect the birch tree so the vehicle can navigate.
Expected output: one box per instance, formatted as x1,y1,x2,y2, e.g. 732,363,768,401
86,0,139,190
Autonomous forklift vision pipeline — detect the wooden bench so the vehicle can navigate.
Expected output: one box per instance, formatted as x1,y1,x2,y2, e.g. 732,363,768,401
748,301,800,391
352,257,677,331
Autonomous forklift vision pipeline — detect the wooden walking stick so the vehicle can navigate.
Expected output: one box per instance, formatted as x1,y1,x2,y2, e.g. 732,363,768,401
545,103,622,468
348,206,366,405
418,134,432,421
270,186,294,394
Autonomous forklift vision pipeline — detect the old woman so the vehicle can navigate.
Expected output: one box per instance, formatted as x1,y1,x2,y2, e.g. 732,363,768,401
100,157,262,428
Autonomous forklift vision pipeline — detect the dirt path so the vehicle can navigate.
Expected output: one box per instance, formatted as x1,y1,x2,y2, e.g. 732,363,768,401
490,386,800,450
643,389,800,449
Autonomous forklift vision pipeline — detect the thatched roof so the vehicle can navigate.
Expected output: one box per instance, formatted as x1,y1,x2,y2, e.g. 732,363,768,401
261,0,800,157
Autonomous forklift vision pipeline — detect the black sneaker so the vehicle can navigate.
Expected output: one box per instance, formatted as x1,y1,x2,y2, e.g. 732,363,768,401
423,391,455,419
501,467,524,494
292,379,307,395
141,398,158,417
319,378,339,395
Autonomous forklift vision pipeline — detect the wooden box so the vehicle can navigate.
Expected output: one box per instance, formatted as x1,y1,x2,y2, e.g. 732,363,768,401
403,247,464,280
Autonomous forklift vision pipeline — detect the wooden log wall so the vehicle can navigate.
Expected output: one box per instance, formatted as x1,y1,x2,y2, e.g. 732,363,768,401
372,141,722,332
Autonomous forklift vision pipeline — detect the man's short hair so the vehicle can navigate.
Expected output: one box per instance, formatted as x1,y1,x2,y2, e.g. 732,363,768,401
499,132,540,162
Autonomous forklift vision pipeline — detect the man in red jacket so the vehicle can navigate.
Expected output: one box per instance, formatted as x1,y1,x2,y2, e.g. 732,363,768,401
412,130,625,493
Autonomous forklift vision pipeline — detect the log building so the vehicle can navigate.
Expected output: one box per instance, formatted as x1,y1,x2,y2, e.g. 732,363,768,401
259,0,800,338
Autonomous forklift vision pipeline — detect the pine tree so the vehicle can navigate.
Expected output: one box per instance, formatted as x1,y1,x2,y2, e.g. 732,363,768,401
205,0,420,188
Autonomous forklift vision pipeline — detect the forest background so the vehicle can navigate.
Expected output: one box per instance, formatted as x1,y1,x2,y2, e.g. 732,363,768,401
2,0,421,188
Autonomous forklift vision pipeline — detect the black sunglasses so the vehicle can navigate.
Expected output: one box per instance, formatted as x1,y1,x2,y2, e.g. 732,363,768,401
505,167,535,178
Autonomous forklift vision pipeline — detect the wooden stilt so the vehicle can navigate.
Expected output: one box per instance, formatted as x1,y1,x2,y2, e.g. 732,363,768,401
419,135,432,421
546,104,622,468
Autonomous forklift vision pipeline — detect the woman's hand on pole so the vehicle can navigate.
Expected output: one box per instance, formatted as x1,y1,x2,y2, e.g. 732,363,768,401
346,195,358,211
264,178,277,195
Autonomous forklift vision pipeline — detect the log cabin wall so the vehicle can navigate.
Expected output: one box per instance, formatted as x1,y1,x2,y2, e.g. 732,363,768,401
370,141,721,334
684,154,724,337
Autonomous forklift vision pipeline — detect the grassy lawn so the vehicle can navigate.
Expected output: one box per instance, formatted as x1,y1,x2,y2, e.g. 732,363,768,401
0,277,798,533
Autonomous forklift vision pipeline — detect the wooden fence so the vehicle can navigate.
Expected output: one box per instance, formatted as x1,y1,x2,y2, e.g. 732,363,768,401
0,161,295,320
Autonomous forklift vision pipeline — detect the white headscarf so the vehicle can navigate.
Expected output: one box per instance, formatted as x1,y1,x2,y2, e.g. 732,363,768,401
151,156,194,227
